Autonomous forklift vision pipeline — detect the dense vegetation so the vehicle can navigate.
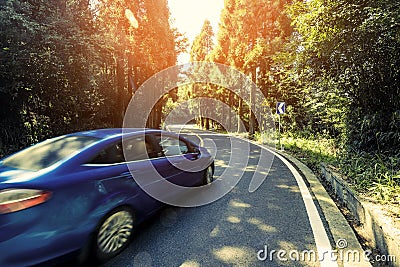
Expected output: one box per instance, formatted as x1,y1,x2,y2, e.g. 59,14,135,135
186,0,399,154
0,0,183,156
281,0,400,204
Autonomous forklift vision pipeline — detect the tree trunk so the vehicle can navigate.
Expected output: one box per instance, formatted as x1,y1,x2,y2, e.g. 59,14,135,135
205,118,210,130
115,54,125,126
237,97,242,132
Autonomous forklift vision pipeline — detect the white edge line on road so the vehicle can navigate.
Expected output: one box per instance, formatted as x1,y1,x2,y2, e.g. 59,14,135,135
237,137,338,267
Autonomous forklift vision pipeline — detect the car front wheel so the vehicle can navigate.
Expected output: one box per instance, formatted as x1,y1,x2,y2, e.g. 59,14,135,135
203,165,214,185
95,207,134,262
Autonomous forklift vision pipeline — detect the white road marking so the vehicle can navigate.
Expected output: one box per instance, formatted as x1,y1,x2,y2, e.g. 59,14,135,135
243,137,338,267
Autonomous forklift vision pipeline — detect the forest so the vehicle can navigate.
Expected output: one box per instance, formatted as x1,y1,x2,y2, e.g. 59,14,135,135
0,0,185,152
1,0,399,203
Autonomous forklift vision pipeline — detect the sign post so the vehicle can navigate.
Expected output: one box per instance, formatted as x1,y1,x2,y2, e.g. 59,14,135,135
276,102,285,150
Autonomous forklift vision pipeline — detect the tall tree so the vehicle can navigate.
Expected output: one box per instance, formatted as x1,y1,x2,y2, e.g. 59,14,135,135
285,0,400,153
190,20,214,62
188,20,216,129
208,0,293,134
74,0,178,128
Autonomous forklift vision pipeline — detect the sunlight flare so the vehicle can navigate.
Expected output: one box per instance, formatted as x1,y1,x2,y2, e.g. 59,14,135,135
125,9,138,29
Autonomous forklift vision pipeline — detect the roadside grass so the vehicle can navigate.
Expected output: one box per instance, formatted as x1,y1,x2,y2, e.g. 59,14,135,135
253,132,400,210
338,153,400,207
254,132,338,172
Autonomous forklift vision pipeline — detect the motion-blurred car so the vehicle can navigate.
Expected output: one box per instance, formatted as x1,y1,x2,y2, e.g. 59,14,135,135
0,128,214,266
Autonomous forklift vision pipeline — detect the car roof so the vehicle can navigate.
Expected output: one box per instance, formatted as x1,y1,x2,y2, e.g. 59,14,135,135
67,128,161,140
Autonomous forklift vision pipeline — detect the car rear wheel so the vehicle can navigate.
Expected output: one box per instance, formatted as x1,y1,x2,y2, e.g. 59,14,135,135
95,207,134,262
203,165,214,185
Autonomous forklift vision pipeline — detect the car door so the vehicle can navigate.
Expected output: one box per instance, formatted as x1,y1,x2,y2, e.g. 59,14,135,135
150,133,201,187
83,136,162,216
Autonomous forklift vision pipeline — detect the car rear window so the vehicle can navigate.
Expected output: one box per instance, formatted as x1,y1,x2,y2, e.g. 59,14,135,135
2,136,99,171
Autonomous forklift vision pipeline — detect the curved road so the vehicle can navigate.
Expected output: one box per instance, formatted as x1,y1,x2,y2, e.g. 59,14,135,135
101,128,348,267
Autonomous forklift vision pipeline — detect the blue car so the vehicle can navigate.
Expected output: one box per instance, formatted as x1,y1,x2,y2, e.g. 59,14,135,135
0,128,214,266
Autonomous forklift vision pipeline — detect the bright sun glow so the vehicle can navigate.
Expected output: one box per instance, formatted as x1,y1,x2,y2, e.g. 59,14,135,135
125,9,139,29
168,0,224,64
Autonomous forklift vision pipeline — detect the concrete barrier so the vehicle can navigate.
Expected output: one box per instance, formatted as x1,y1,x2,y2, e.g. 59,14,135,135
320,164,400,267
272,149,370,267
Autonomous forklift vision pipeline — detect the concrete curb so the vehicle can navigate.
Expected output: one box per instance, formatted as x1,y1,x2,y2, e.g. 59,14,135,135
252,146,370,267
320,164,400,267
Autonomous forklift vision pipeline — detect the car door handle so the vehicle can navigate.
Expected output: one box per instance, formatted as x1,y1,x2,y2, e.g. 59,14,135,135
120,172,133,177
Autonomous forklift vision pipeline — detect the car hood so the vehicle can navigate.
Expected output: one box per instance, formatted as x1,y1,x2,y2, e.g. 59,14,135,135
0,164,38,184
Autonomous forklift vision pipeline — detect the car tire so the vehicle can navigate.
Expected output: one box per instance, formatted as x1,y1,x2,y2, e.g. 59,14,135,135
94,206,135,263
203,165,214,185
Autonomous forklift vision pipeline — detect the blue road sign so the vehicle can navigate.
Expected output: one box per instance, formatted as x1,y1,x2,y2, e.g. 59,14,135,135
276,102,285,115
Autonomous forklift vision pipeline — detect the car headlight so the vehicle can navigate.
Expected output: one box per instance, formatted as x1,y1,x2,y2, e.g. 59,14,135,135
0,189,52,214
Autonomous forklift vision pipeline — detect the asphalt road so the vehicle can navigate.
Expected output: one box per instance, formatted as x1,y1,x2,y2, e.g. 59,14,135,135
101,129,333,267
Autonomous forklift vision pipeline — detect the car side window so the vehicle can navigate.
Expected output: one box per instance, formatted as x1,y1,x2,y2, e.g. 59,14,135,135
155,135,189,156
123,136,156,161
90,142,124,164
88,136,157,164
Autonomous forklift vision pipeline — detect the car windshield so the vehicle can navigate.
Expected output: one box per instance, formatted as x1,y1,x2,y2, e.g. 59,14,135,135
2,135,99,171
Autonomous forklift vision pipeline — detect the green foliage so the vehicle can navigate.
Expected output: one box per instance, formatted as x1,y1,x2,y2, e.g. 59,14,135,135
255,131,338,171
339,152,400,204
267,0,400,205
0,0,180,156
255,131,400,205
283,0,400,154
0,0,107,147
